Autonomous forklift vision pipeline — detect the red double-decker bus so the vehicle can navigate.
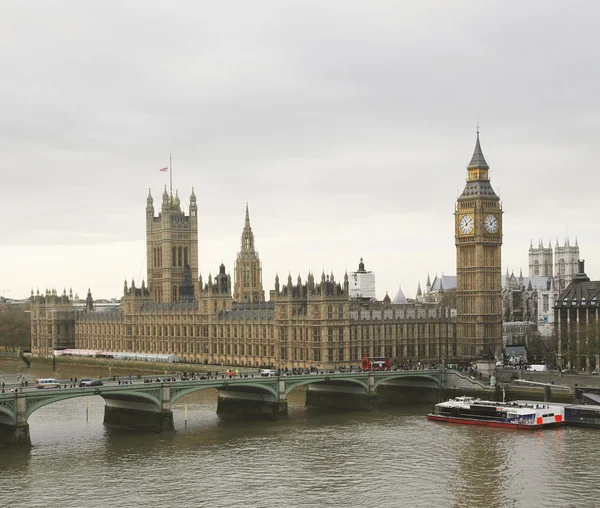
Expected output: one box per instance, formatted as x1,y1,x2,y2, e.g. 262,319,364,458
361,357,391,371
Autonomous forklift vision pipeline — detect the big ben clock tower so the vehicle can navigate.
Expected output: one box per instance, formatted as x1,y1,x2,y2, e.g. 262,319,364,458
455,129,503,359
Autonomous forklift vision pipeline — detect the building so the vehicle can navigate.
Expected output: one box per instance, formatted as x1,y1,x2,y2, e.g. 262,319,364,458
146,187,198,303
501,236,582,338
32,134,504,367
454,130,503,359
348,258,376,300
554,260,600,371
233,204,265,303
31,192,459,367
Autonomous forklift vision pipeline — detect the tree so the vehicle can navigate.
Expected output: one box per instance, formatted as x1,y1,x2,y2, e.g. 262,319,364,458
557,321,600,372
0,305,31,351
528,333,558,366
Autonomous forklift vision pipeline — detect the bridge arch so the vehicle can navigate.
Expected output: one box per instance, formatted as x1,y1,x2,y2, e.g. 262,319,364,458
170,381,278,404
284,376,369,396
25,389,162,419
0,399,16,424
373,373,441,391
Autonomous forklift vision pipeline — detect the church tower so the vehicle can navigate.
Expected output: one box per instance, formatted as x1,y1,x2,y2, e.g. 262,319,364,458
455,130,503,358
554,237,580,290
529,239,553,277
233,204,265,303
146,187,198,302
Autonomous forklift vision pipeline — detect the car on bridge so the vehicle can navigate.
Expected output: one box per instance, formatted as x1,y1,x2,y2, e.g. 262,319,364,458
79,379,103,387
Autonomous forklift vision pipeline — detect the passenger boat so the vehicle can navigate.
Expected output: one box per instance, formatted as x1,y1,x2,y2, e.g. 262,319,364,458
564,404,600,428
427,396,564,430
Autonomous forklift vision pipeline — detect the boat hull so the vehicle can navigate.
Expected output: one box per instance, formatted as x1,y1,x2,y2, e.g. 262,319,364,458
564,419,600,429
427,413,563,430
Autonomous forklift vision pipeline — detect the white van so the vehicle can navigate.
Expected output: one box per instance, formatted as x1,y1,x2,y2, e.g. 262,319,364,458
528,364,548,372
35,378,60,389
260,369,278,377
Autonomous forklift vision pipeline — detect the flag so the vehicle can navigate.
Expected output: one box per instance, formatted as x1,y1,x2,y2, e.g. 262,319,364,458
159,167,168,172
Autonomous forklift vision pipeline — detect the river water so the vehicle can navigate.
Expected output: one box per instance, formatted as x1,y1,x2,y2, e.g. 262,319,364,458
1,360,599,508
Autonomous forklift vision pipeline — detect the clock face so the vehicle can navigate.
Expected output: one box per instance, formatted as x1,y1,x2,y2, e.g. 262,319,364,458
459,214,474,234
485,214,499,233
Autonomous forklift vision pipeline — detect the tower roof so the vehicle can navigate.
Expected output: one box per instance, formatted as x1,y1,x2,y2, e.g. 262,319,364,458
239,203,256,254
467,130,489,170
393,285,408,304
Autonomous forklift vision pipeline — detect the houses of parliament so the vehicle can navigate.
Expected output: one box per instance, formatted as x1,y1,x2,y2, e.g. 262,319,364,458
30,133,503,368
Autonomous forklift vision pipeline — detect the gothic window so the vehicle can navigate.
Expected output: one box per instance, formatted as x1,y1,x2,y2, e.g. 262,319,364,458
178,247,183,267
184,247,188,266
534,260,539,276
327,305,333,319
172,248,177,267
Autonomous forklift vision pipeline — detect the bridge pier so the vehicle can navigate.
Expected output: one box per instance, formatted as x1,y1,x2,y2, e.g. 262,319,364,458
102,385,174,432
305,384,376,410
217,387,288,420
0,393,31,447
103,406,174,432
0,423,31,447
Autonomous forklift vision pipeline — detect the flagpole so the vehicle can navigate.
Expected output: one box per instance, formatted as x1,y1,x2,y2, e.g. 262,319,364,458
169,153,173,196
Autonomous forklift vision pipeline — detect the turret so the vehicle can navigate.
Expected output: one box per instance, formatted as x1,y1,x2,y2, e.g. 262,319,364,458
146,188,154,220
518,268,523,288
233,203,264,302
307,272,315,292
85,288,94,311
190,187,197,217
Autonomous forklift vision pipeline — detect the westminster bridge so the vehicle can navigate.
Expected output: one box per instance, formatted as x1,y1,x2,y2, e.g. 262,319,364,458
0,368,491,447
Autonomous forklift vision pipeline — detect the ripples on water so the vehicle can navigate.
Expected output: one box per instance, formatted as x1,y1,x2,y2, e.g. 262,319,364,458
2,365,600,508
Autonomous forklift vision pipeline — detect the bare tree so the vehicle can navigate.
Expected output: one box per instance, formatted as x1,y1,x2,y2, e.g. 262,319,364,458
0,305,31,352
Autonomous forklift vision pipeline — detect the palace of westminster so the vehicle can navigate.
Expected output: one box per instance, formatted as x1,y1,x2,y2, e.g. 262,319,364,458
29,134,600,369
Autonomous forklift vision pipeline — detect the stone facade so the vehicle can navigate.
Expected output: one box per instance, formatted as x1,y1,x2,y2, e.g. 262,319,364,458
455,131,503,359
146,188,198,303
555,260,600,371
30,187,463,367
233,205,265,303
32,133,509,366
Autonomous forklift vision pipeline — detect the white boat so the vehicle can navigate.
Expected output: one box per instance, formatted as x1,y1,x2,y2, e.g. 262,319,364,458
427,396,565,430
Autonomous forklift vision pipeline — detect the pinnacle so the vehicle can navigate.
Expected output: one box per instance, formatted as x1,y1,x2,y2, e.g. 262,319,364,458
467,130,489,170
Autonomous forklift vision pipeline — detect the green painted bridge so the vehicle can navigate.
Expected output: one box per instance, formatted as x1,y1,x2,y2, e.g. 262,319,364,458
0,369,488,447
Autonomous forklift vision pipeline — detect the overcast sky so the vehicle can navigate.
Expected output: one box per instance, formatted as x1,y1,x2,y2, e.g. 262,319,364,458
1,1,599,301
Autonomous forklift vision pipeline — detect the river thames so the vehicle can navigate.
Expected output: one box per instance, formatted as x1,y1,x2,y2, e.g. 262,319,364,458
1,360,599,508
